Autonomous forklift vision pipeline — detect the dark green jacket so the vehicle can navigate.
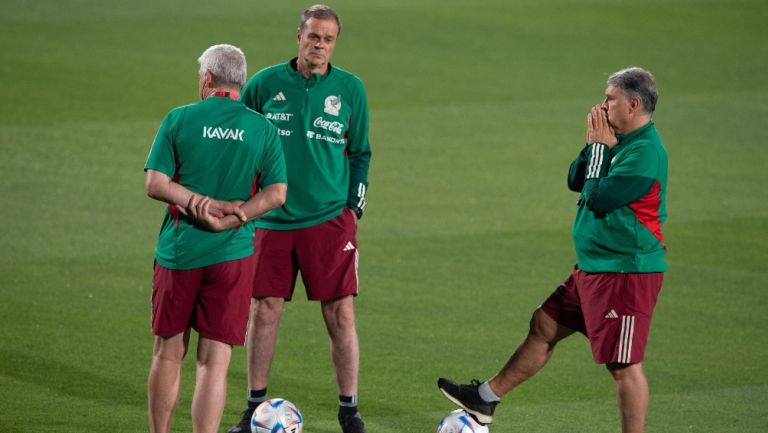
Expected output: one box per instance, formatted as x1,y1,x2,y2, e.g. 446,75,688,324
241,58,372,229
568,121,668,273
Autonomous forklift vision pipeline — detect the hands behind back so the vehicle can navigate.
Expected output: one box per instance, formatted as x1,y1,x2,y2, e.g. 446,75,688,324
185,195,247,232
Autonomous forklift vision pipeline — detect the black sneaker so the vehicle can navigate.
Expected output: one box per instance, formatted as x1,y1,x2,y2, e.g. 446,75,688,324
339,412,366,433
227,406,256,433
437,378,498,424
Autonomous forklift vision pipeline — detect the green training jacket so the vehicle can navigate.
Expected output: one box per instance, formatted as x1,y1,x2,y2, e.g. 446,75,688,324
568,121,668,273
241,58,372,230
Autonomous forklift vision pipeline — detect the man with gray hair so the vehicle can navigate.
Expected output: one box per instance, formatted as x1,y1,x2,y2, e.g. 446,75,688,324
144,43,287,433
438,67,668,433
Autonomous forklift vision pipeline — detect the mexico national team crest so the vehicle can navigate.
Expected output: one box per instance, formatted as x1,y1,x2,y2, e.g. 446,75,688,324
324,95,341,116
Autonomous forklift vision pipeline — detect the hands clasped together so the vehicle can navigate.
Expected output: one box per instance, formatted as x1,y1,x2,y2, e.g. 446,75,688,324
587,105,618,148
181,195,248,232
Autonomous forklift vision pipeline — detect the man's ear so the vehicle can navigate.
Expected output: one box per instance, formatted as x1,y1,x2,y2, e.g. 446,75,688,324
205,70,215,86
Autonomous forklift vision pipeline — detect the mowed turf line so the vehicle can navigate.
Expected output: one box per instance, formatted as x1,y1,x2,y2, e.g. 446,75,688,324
1,1,766,432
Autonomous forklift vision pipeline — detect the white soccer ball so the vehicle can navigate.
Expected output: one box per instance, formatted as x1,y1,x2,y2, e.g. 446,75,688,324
437,409,489,433
250,398,303,433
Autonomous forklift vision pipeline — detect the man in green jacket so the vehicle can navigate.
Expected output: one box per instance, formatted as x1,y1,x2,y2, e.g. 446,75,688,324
228,5,371,433
438,67,667,433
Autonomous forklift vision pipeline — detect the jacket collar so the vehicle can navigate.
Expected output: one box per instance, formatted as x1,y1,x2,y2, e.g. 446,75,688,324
286,57,333,85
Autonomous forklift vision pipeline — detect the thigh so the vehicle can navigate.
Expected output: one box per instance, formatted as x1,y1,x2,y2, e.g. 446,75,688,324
295,209,359,301
540,267,587,335
194,255,256,346
252,228,299,300
151,263,203,338
579,271,663,364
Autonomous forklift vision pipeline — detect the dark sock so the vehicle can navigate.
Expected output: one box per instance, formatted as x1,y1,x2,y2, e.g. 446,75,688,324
248,388,268,409
338,394,359,420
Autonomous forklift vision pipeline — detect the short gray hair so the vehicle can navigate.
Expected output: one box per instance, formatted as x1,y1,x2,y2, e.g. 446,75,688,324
299,4,341,35
197,44,247,90
607,67,658,114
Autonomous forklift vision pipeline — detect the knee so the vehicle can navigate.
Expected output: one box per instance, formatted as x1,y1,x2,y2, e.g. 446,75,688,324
153,349,185,365
250,297,284,325
606,363,644,382
527,308,574,349
152,334,188,364
335,308,356,331
323,296,357,333
529,308,555,341
196,339,232,369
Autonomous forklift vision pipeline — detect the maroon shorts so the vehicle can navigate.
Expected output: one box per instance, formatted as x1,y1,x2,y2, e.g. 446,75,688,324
540,266,663,364
252,209,359,301
151,256,255,345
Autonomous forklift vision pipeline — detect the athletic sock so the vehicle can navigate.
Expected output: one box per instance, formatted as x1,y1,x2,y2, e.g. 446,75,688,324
338,394,359,420
478,381,501,403
248,388,268,409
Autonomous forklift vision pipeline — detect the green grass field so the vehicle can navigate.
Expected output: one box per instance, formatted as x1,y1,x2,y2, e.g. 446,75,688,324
1,0,767,432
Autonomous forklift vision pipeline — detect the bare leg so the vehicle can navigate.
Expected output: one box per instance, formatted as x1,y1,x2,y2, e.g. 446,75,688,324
607,363,648,433
148,331,190,433
321,295,359,396
488,308,575,397
191,337,233,433
246,297,285,390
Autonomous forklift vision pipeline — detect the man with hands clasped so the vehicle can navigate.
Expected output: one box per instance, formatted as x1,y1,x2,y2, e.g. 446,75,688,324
144,44,286,433
438,67,669,433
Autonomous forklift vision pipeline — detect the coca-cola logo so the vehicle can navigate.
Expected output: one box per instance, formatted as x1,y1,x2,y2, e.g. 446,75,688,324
313,117,344,134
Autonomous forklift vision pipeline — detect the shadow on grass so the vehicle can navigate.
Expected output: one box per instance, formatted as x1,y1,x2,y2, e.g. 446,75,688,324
0,347,145,408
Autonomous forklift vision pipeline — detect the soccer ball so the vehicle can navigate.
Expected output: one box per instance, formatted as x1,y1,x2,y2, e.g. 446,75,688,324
250,398,303,433
437,409,489,433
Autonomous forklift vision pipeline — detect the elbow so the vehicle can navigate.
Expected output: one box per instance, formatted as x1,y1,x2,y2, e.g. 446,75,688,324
271,183,287,208
585,200,613,215
568,182,582,193
145,170,170,201
145,179,162,200
274,194,286,208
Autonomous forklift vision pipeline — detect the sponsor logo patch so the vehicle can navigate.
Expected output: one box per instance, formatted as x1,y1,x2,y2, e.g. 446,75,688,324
313,117,344,134
202,126,244,141
306,130,346,145
266,112,293,122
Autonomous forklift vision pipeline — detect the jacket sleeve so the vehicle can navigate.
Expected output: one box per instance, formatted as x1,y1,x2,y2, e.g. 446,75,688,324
567,144,590,192
145,109,180,177
580,143,657,215
345,78,372,217
257,122,288,187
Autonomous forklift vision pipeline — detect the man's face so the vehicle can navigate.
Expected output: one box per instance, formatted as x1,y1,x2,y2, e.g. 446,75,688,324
297,17,339,70
601,85,632,133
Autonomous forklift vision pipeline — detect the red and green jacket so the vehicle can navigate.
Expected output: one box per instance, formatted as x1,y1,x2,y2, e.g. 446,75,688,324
568,120,668,273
